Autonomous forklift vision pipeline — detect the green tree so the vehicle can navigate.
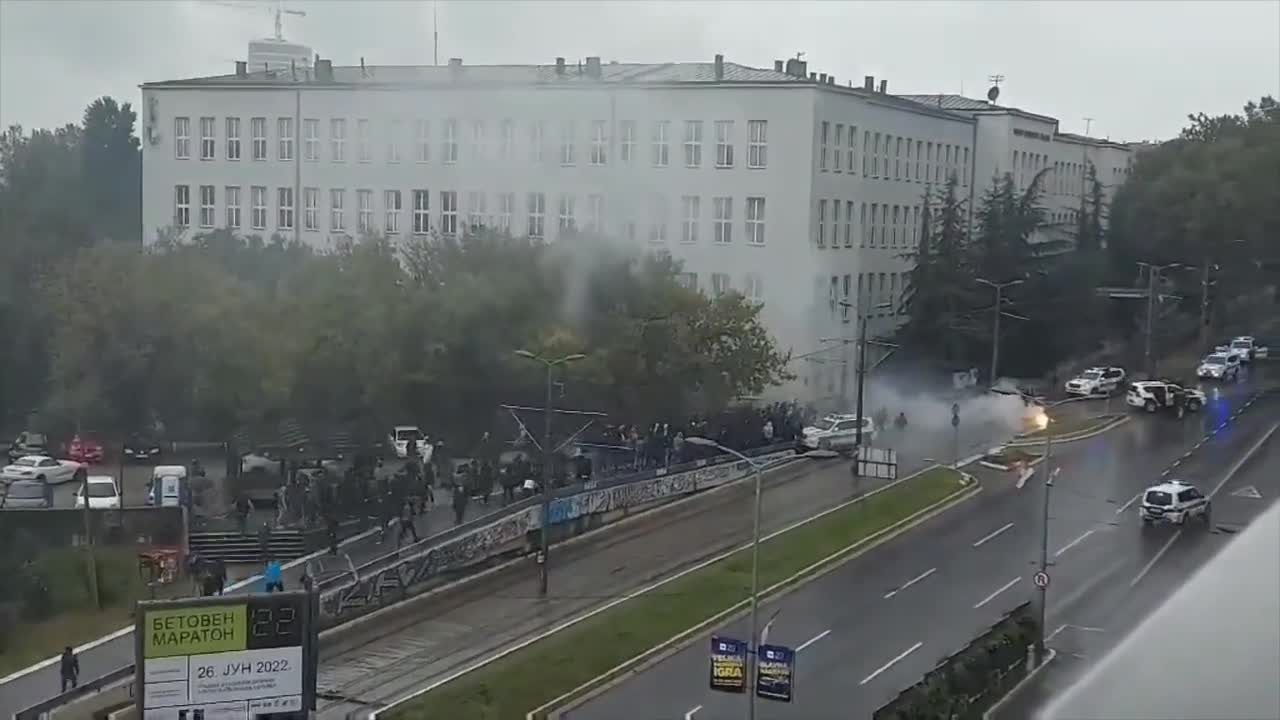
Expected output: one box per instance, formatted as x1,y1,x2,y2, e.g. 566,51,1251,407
80,97,141,243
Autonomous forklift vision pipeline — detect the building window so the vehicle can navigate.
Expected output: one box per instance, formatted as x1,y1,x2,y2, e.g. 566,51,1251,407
529,121,545,164
472,120,487,161
411,190,430,235
199,117,216,160
847,125,857,174
678,273,698,292
527,192,545,238
276,187,294,230
892,205,900,246
198,185,215,227
590,121,607,166
963,147,970,186
833,124,843,172
277,118,294,161
357,189,373,233
862,131,870,176
387,119,403,163
681,195,700,243
880,205,888,245
683,120,703,168
844,200,854,247
926,142,933,183
710,273,730,296
915,140,923,181
384,190,401,234
225,186,241,229
819,121,829,171
441,190,458,236
559,120,576,166
746,197,766,245
913,206,921,246
652,121,670,167
357,118,371,163
302,187,318,231
648,195,668,243
587,194,604,232
747,120,767,168
715,121,734,168
330,189,345,232
224,117,241,161
174,117,190,159
174,185,190,226
251,186,267,230
744,273,763,302
468,191,487,231
831,200,841,250
250,117,267,161
329,119,346,162
412,119,429,163
304,119,319,161
497,192,513,232
817,199,827,248
862,203,870,246
500,120,514,161
872,132,881,177
895,137,903,180
443,119,458,164
620,120,636,165
713,197,732,244
558,194,576,231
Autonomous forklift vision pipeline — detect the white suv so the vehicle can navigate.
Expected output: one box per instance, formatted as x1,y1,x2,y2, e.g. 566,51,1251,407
1197,352,1241,381
1125,381,1206,415
1065,366,1126,396
800,414,877,452
1139,480,1211,527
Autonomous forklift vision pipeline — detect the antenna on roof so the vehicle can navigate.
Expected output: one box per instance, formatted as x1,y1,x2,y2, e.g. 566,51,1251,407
433,0,439,67
1084,117,1095,135
986,74,1004,103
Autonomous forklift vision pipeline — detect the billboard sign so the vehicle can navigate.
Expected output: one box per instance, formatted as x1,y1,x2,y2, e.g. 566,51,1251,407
708,635,748,693
755,644,795,702
136,592,316,720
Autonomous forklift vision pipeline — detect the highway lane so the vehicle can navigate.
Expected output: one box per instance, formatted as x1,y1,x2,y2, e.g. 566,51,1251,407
567,386,1274,719
312,417,1025,718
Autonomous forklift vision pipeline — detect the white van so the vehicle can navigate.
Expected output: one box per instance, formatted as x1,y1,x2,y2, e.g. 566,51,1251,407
147,465,189,507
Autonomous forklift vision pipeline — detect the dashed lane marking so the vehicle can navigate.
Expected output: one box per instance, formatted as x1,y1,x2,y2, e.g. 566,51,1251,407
860,642,924,686
974,577,1022,609
884,568,937,599
972,522,1014,548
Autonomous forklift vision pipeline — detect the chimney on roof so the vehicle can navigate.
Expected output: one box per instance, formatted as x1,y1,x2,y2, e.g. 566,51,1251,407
360,57,367,78
819,72,827,83
235,60,247,77
828,75,835,85
784,57,807,78
586,56,602,79
555,56,566,75
864,75,874,91
774,60,784,72
809,72,817,80
714,54,724,80
316,59,333,82
878,79,888,93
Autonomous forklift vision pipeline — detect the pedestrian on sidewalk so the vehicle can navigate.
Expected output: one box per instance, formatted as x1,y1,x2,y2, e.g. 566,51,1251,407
263,559,284,593
326,512,339,556
397,498,420,547
59,647,79,692
377,491,393,543
500,462,518,504
214,558,227,595
451,482,469,526
257,522,272,561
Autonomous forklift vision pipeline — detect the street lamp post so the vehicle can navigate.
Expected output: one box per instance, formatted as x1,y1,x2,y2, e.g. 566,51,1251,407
976,278,1025,386
685,436,763,720
1033,410,1057,661
1137,262,1182,377
514,349,586,598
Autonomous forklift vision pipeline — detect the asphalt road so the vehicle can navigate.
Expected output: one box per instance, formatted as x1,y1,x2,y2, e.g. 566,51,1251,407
567,379,1274,719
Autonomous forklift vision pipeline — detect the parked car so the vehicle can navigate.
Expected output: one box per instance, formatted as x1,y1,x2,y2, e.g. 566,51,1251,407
123,433,166,463
1,455,87,484
1125,381,1206,416
1228,335,1269,362
1064,366,1126,396
1197,352,1241,381
7,431,50,462
389,425,431,460
65,433,106,464
76,475,122,509
1,479,52,509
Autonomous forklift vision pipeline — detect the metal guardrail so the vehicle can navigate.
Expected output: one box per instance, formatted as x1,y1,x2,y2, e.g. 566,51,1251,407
13,665,134,720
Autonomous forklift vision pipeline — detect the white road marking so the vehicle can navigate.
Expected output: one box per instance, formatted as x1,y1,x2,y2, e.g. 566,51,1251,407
972,522,1014,548
974,577,1022,609
884,568,937,599
1054,529,1096,557
1132,423,1278,588
1073,625,1107,633
685,705,702,719
797,629,831,652
1046,624,1069,642
1116,492,1142,514
860,641,924,685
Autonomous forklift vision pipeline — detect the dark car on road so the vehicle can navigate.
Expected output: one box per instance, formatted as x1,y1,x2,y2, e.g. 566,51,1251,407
7,431,50,462
123,433,166,463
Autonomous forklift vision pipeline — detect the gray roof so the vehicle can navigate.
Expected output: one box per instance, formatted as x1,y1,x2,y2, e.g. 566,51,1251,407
144,61,808,89
897,94,1005,112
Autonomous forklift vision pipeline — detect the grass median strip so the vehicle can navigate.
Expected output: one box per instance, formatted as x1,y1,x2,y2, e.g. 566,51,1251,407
1021,413,1122,440
385,466,970,720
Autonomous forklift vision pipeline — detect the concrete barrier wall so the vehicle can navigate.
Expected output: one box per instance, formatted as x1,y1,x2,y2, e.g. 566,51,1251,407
1,507,185,548
318,448,796,626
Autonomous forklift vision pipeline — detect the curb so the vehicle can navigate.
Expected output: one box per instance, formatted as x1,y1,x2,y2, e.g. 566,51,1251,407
982,648,1059,720
1006,415,1129,448
535,468,983,719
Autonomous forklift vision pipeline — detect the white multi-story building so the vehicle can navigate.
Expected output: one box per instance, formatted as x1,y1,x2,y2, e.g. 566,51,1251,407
140,56,1125,404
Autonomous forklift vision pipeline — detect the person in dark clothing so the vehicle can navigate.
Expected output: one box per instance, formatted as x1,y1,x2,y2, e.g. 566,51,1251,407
478,461,495,505
214,559,227,595
397,499,420,547
451,483,469,525
326,513,340,555
406,437,419,464
420,461,436,511
257,522,271,561
235,494,251,535
60,647,79,692
377,492,393,543
500,463,519,504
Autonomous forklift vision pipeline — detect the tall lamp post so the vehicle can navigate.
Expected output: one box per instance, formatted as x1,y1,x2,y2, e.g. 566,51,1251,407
976,278,1025,386
1032,410,1058,661
1136,262,1183,377
514,349,586,598
684,435,763,720
851,301,893,452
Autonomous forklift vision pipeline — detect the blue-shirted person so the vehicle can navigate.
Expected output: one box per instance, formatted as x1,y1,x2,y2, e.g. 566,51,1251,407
263,559,284,593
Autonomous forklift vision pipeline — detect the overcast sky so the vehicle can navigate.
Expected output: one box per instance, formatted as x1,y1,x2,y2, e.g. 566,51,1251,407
1,0,1277,140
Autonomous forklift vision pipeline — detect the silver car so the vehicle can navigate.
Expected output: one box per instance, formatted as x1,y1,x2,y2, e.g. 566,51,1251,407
1,479,52,508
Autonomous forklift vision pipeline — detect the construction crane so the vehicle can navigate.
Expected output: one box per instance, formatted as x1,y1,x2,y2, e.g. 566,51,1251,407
205,0,306,41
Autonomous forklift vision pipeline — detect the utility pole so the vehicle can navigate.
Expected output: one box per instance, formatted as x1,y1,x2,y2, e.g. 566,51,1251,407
1139,262,1182,377
1036,418,1055,661
977,278,1024,385
1199,261,1212,347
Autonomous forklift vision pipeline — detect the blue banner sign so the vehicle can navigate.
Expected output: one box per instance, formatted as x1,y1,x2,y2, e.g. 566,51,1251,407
709,635,748,693
755,643,795,702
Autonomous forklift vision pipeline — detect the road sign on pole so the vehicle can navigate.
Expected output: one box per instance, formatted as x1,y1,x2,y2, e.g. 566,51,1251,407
1033,571,1051,589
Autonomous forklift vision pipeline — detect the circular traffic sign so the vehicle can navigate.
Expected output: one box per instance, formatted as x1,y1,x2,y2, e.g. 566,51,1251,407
1033,571,1050,588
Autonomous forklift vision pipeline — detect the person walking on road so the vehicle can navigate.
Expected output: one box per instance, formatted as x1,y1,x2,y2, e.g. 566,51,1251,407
451,482,469,526
326,512,340,556
263,559,284,593
257,522,272,561
397,499,420,547
60,646,79,692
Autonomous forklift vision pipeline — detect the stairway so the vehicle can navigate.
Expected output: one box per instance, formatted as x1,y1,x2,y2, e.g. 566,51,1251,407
188,530,308,563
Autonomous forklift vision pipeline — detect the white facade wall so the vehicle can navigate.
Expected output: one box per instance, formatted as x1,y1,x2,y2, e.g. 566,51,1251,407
141,75,977,403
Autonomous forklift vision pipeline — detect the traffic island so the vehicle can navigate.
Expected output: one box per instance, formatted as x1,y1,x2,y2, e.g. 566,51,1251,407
978,447,1044,472
380,467,978,720
1009,413,1127,446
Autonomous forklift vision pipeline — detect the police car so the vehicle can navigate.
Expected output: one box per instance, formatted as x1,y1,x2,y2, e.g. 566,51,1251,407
1064,366,1126,396
1125,381,1205,415
1197,352,1241,381
1139,479,1211,527
799,414,877,453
